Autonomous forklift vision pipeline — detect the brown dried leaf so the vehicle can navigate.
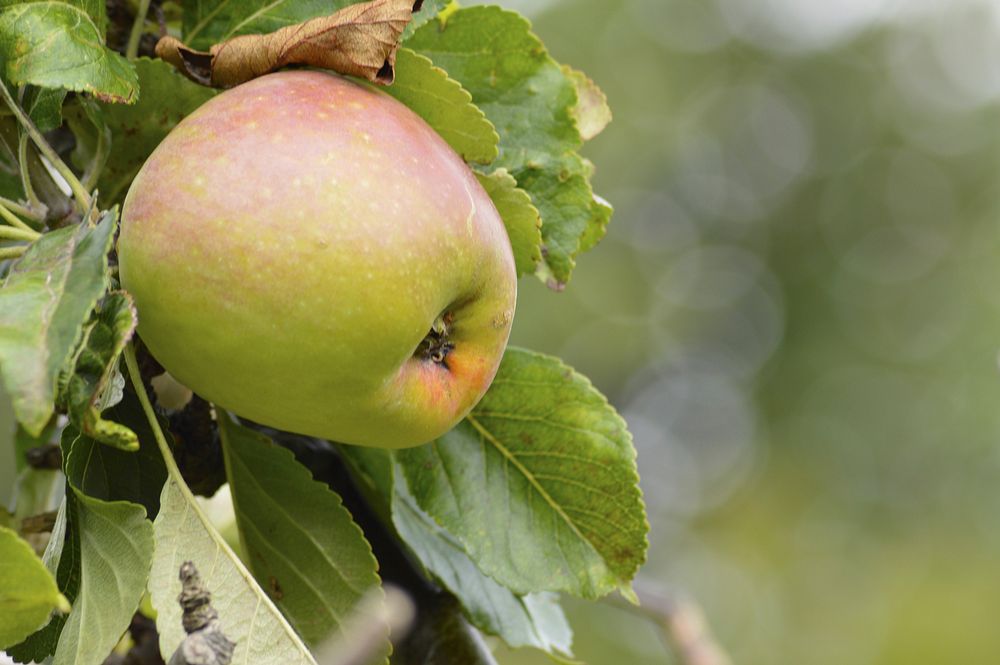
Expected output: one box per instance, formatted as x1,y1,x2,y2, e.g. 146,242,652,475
156,0,421,88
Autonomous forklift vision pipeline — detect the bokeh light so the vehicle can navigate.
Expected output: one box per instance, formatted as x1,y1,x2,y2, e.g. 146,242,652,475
481,0,1000,662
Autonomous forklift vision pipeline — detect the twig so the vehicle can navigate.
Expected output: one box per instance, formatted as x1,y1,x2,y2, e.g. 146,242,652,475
17,132,43,211
607,586,732,665
168,561,236,665
0,80,91,212
25,443,62,470
20,511,58,534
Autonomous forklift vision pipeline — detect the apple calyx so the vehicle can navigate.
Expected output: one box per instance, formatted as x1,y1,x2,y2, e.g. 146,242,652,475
417,311,456,367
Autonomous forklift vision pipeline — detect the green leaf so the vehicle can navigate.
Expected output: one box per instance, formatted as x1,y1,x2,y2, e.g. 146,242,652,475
562,65,611,142
0,384,15,507
60,292,138,451
51,492,152,665
408,6,611,286
61,388,168,520
181,0,446,51
150,476,320,664
516,161,612,290
0,167,21,201
43,426,154,665
10,402,158,664
182,0,355,50
336,445,574,656
397,348,648,600
0,115,22,198
1,1,110,37
475,169,542,276
337,443,394,500
393,465,572,655
578,191,613,255
117,343,316,665
403,0,447,39
0,211,116,437
218,413,384,648
23,86,67,133
0,2,137,103
0,525,69,649
384,48,498,165
65,58,215,206
6,493,80,663
407,7,577,173
393,595,498,665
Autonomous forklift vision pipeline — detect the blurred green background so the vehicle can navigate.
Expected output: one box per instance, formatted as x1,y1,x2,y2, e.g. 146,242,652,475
481,0,1000,663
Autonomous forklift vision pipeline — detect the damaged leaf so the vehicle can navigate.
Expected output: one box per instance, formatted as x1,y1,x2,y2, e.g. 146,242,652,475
60,292,139,452
407,6,614,288
0,212,116,437
0,2,137,103
157,0,420,88
563,65,611,141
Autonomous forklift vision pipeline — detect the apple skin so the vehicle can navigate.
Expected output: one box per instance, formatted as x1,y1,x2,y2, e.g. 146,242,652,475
119,71,516,449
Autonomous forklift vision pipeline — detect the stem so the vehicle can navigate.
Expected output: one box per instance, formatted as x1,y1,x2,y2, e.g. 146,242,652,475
605,588,732,665
0,225,39,242
18,133,43,211
126,0,152,59
0,245,27,261
124,344,182,480
122,343,315,662
0,195,42,222
0,80,90,213
0,200,37,232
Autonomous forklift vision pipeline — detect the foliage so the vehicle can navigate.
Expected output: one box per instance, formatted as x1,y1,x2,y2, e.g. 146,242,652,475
0,525,69,649
0,1,646,664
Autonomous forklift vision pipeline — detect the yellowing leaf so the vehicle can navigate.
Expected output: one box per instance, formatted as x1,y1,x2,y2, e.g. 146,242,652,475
61,292,138,451
563,65,611,141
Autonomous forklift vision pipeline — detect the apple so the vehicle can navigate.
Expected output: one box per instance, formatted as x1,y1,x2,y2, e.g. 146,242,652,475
118,71,516,448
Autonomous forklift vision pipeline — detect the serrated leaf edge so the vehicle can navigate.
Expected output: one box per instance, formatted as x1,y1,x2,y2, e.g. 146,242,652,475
122,345,318,665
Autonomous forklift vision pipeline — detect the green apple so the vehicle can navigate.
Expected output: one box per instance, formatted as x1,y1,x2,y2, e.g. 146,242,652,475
119,71,516,448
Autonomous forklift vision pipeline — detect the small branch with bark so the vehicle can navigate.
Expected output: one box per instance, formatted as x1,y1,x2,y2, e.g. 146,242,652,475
168,562,236,665
608,586,733,665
